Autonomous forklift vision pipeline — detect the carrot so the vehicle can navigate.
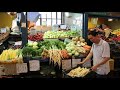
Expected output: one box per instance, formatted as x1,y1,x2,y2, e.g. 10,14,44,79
60,49,70,59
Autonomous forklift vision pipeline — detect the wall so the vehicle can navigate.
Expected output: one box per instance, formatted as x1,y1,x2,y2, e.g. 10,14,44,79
0,12,13,28
88,16,120,30
88,17,105,29
106,19,120,30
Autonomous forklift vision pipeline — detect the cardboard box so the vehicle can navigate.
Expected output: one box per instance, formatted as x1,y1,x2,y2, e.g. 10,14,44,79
0,63,28,75
109,59,114,71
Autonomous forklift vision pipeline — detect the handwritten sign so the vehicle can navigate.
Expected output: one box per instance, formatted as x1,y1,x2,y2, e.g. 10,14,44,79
1,28,6,33
62,59,71,71
72,59,81,68
16,63,28,73
29,60,40,71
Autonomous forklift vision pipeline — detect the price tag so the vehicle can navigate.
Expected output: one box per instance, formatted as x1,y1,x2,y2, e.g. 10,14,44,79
62,59,71,70
1,28,6,33
15,41,22,45
29,60,40,71
72,59,81,68
60,25,66,29
16,63,28,73
21,23,26,28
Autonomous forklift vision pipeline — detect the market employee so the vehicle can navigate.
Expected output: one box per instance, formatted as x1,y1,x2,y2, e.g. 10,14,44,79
79,29,110,78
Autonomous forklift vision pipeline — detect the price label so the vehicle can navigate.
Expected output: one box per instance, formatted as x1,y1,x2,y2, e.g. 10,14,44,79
16,63,28,73
21,23,26,28
15,41,22,45
62,59,71,70
29,60,40,71
60,25,66,29
1,28,6,33
72,59,81,68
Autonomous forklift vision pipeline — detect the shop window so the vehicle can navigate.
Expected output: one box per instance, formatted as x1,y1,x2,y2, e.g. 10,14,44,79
37,12,61,26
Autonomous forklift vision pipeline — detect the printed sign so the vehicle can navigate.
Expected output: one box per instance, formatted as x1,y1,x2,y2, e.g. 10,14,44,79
16,63,28,73
62,59,71,70
29,60,40,71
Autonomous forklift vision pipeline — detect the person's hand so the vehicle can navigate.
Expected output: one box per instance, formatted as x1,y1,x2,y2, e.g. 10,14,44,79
91,65,98,71
78,61,84,65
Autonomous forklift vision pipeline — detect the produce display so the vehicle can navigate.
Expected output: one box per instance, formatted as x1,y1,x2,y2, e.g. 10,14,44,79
43,31,80,39
28,33,43,41
111,29,120,36
111,36,120,42
65,36,91,56
0,49,23,64
67,67,90,78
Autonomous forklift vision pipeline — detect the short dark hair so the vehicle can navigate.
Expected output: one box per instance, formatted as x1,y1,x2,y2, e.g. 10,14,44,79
88,29,99,36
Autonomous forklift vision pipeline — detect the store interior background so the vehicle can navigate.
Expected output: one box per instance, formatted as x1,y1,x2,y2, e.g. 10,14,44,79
0,12,120,78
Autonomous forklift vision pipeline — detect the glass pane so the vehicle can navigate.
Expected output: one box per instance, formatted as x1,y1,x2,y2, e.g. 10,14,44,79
52,19,56,26
40,12,47,18
57,12,61,19
80,14,83,20
47,12,51,18
52,12,56,18
47,19,51,26
42,19,46,25
36,19,40,25
57,20,61,25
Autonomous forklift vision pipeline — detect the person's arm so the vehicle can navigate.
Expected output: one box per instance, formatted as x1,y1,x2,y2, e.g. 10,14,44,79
79,44,93,64
79,52,93,64
91,57,110,71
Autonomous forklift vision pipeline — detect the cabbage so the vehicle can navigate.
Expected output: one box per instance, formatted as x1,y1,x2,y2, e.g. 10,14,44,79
74,52,79,56
72,50,76,54
67,49,72,53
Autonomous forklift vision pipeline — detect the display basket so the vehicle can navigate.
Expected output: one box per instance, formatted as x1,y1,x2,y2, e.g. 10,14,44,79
62,64,92,78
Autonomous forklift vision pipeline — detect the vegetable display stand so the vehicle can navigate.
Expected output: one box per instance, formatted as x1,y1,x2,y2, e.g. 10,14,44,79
54,63,62,78
23,56,40,76
62,65,92,78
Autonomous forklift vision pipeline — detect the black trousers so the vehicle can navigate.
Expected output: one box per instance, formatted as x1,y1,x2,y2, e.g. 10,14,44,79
85,71,109,78
95,74,108,78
